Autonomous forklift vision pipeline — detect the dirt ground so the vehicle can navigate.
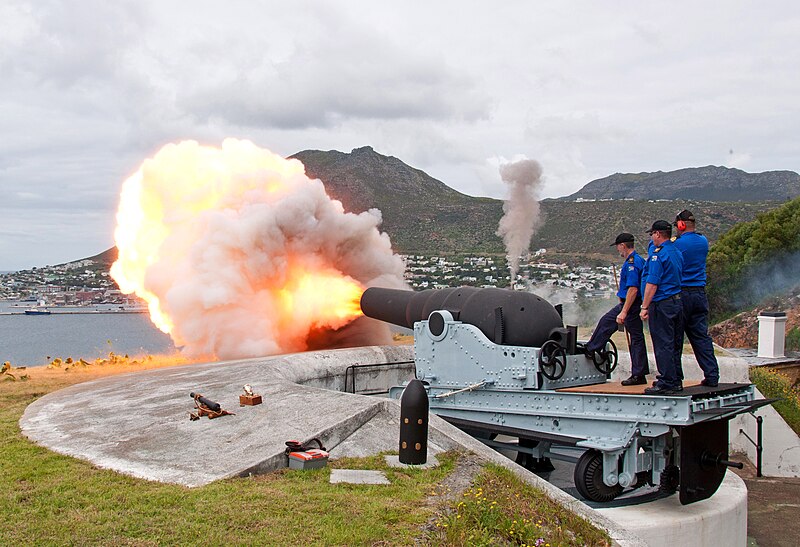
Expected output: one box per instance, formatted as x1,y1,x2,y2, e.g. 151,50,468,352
732,459,800,547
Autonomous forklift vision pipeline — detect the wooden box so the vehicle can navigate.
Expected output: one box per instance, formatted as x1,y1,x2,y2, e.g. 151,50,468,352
239,394,262,406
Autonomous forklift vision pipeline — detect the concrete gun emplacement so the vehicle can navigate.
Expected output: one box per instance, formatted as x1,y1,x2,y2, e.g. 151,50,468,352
361,286,774,504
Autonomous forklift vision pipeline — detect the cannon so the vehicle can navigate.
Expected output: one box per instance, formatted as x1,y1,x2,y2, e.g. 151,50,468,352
363,286,773,505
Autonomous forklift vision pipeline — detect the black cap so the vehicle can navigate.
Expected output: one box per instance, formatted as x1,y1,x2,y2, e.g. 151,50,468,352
674,209,695,224
610,232,635,246
647,220,672,234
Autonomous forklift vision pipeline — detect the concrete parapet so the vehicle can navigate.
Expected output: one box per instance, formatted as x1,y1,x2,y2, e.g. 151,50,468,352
21,344,754,546
596,471,747,547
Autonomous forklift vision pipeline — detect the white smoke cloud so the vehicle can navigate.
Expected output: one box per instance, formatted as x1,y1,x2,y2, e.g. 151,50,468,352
496,159,544,283
111,139,406,360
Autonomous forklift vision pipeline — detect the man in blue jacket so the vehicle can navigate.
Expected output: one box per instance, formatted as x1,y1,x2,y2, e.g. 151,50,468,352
586,233,650,385
640,220,684,395
672,210,720,387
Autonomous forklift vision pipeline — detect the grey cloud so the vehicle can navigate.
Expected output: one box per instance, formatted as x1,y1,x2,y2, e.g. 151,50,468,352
1,1,148,87
178,29,490,129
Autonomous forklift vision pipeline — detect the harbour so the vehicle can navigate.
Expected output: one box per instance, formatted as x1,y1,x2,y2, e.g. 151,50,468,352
0,300,175,366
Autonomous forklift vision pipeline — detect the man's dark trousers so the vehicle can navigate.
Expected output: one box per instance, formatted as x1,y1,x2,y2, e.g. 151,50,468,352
587,299,649,377
649,296,682,389
674,287,719,384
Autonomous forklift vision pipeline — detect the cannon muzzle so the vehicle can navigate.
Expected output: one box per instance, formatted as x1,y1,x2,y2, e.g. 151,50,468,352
361,286,563,348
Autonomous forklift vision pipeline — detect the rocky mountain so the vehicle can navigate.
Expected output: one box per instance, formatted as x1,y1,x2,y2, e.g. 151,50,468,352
292,147,775,257
710,288,800,350
564,166,800,202
291,146,505,255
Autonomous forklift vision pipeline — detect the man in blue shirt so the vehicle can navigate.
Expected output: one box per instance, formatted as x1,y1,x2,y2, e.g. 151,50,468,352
640,220,684,395
672,210,720,387
586,233,649,385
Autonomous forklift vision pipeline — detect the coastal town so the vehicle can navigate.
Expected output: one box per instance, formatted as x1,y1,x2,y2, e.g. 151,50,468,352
0,252,619,314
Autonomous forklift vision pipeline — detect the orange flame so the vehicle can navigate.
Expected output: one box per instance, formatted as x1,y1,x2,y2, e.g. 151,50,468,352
109,139,370,357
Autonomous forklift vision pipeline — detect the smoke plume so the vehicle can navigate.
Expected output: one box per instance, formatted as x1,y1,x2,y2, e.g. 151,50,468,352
111,139,406,360
496,159,544,284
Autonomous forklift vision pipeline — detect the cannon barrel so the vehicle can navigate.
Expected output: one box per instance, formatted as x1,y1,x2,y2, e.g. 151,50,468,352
360,286,563,348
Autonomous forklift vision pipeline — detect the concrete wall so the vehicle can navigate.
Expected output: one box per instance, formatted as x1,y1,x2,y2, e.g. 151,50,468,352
596,471,747,547
730,386,800,477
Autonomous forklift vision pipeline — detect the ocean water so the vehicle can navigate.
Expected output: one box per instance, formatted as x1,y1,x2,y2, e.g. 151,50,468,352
0,302,176,366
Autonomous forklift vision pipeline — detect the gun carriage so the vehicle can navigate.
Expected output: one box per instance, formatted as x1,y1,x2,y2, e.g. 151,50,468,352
362,286,772,504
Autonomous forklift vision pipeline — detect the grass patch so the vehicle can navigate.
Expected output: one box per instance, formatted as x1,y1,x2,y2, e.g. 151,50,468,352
428,464,610,546
1,363,610,545
750,366,800,435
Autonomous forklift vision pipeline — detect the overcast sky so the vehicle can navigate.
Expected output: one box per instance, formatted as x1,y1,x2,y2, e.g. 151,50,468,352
2,1,799,271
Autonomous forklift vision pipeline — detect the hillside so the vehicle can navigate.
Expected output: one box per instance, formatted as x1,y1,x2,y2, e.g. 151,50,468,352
293,147,775,256
707,196,800,319
564,166,800,202
709,289,800,350
291,146,504,255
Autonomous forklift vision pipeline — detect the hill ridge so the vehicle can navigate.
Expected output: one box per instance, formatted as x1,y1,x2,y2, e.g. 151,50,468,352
564,165,800,202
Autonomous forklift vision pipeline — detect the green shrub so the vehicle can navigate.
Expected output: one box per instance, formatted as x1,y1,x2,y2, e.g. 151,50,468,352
785,327,800,352
750,366,800,435
707,196,800,320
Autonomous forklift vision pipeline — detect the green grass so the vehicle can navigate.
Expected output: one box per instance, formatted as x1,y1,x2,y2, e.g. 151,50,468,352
750,366,800,435
1,366,610,546
428,464,609,546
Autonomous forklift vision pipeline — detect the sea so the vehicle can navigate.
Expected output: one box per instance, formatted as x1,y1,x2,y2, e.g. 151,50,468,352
0,301,176,366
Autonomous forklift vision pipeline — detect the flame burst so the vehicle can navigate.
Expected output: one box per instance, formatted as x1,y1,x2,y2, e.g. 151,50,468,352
110,139,405,359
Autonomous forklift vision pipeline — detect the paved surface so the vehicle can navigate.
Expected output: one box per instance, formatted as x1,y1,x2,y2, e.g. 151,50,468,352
20,346,420,486
330,469,390,485
733,459,800,547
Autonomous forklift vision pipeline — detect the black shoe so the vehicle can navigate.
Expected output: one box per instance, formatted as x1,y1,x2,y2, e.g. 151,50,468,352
701,379,719,387
644,385,676,395
621,375,647,386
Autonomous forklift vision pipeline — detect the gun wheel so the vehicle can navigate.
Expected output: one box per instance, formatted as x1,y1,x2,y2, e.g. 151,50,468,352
591,339,618,375
539,340,567,380
515,438,555,472
574,449,623,503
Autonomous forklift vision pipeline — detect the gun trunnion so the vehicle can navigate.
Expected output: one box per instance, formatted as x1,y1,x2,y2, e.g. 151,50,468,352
362,286,773,505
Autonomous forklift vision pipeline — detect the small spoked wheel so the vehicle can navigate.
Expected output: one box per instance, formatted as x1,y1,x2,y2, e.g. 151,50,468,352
591,339,618,375
538,340,567,380
574,449,623,502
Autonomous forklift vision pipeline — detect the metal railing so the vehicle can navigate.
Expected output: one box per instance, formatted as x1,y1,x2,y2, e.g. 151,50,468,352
739,412,764,477
343,360,415,395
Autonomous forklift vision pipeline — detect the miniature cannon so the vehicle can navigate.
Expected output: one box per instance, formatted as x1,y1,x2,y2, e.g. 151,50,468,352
363,286,773,505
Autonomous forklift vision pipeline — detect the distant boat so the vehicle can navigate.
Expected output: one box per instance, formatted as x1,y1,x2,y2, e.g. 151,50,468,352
25,302,51,315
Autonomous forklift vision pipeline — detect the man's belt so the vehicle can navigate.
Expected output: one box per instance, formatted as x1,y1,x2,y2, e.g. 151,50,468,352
681,286,705,292
652,294,681,304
